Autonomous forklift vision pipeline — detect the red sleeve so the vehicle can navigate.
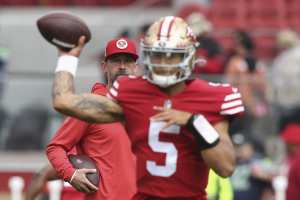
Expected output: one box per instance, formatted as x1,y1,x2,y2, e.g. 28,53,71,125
286,157,300,200
91,82,107,95
46,117,89,181
217,84,245,118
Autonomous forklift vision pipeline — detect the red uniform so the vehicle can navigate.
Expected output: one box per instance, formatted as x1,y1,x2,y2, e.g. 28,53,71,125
108,76,244,199
286,150,300,200
47,83,137,200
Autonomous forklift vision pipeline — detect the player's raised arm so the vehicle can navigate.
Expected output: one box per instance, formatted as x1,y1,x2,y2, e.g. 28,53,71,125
52,36,123,123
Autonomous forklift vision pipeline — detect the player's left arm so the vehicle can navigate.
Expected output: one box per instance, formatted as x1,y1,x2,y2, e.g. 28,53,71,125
200,120,235,178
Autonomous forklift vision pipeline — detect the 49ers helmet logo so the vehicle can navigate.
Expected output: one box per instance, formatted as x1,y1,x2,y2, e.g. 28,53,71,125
116,39,128,49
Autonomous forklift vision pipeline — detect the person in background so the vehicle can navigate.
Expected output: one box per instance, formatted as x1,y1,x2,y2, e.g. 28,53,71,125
0,45,8,100
46,38,138,200
224,30,268,137
225,30,267,116
271,30,300,133
230,133,275,200
185,12,223,75
0,44,8,146
280,122,300,200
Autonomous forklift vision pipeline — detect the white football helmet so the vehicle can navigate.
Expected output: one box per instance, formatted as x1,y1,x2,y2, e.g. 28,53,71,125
141,16,198,88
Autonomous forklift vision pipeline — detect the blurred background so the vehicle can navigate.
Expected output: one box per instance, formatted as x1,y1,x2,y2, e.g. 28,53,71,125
0,0,300,199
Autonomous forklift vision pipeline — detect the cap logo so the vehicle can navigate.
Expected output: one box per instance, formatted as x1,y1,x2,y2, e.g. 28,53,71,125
116,39,128,49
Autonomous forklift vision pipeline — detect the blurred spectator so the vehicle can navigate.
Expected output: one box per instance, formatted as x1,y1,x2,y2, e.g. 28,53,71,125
0,45,9,147
280,123,300,200
230,133,275,200
225,30,267,116
0,106,8,148
276,30,299,51
206,169,233,200
271,30,300,130
0,46,8,100
278,105,300,133
224,30,268,136
137,23,151,41
5,104,49,150
185,12,224,75
0,46,7,84
133,22,151,75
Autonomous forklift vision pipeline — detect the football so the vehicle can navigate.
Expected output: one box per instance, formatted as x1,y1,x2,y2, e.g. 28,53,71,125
37,12,91,51
68,154,100,187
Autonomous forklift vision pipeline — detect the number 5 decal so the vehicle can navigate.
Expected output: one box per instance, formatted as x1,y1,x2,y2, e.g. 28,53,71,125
146,121,180,177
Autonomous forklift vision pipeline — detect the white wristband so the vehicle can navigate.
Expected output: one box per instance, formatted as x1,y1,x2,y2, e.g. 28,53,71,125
55,55,79,77
193,115,220,144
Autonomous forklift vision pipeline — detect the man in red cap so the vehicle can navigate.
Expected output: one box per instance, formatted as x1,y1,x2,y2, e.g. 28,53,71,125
281,123,300,200
27,38,139,200
102,38,139,86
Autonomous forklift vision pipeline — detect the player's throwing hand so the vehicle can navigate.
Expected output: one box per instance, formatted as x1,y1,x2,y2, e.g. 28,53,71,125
58,36,86,57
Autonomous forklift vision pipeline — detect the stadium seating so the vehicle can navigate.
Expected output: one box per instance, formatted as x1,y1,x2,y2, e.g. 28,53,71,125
210,0,248,31
176,3,210,20
0,0,38,6
38,0,71,6
252,33,277,60
0,0,138,6
71,0,101,6
248,0,287,30
214,33,234,53
286,0,300,31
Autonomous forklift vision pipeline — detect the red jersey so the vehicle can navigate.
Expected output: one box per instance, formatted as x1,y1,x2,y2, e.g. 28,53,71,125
47,83,137,200
108,76,244,199
286,150,300,200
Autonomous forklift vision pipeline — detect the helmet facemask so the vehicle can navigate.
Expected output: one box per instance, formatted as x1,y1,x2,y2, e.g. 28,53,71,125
141,43,196,88
141,16,197,88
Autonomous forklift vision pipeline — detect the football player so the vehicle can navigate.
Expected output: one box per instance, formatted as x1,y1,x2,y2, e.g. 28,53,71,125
51,16,244,200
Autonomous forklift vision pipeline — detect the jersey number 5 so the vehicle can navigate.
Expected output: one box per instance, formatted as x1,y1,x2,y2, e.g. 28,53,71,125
146,121,180,177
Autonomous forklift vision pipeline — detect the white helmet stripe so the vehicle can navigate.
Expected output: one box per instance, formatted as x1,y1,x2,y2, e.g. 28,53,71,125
159,16,175,41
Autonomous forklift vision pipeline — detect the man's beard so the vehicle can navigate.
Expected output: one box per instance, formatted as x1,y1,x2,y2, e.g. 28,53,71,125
112,70,130,82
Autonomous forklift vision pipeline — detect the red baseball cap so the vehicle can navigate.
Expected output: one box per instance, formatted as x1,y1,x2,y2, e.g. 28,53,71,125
281,124,300,145
104,38,138,61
